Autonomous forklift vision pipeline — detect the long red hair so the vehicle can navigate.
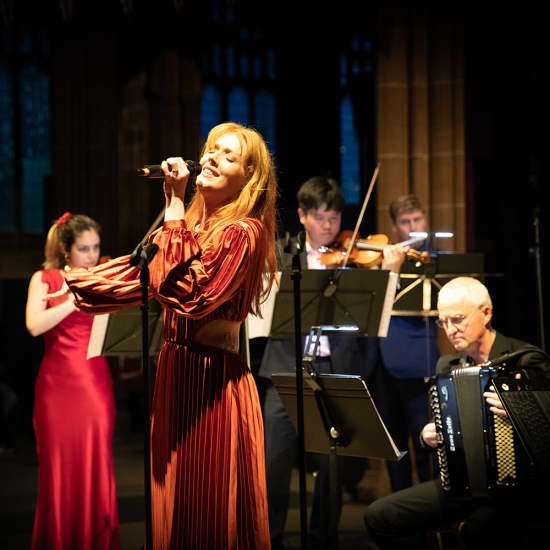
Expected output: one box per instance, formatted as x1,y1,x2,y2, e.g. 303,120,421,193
185,122,278,315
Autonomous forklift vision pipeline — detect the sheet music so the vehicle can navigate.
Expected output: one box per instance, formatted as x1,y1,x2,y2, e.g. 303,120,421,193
87,313,110,359
378,271,398,337
245,272,281,339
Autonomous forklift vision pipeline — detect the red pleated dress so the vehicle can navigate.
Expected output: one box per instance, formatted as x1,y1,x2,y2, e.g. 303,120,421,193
32,269,120,550
66,218,271,550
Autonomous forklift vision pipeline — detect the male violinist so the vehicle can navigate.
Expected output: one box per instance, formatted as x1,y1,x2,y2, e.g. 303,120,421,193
372,194,440,492
258,176,383,550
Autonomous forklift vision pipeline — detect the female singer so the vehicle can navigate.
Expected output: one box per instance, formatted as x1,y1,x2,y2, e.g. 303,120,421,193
58,122,277,549
25,213,120,550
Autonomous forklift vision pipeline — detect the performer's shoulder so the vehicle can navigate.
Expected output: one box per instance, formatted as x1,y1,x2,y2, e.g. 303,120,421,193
231,217,263,235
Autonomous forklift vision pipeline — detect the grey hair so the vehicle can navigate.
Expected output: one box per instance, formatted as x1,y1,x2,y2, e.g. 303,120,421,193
437,277,493,309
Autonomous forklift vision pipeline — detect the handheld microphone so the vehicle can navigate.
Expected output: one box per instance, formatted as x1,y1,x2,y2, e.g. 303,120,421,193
137,160,201,178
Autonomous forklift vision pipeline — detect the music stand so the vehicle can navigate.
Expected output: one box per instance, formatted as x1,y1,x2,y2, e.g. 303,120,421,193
272,373,404,460
269,268,398,338
87,299,163,359
392,252,486,317
270,268,403,546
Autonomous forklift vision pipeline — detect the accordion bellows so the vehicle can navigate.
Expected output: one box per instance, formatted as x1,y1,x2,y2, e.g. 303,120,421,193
429,366,523,498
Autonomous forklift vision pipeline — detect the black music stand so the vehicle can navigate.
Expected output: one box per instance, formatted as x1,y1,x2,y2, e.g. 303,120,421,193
270,268,403,547
393,252,486,317
269,268,398,339
87,300,163,359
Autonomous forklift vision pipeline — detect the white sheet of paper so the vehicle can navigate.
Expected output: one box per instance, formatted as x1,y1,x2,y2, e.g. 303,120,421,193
245,272,281,339
378,271,398,337
87,313,110,359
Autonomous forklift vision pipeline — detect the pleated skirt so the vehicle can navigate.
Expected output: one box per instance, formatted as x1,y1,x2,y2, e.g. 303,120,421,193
150,339,271,550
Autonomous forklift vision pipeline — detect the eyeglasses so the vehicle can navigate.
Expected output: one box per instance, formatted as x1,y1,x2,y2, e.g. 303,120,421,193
436,308,479,329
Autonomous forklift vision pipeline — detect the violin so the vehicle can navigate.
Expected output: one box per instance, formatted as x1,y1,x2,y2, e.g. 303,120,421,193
320,230,430,268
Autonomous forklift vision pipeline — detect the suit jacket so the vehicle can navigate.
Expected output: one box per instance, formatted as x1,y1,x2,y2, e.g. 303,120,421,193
435,330,550,375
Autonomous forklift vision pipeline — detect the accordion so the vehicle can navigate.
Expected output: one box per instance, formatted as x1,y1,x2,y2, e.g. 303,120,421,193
428,363,541,498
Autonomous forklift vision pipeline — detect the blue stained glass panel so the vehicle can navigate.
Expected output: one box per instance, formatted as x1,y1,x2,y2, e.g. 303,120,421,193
253,54,262,79
340,95,360,205
212,44,222,76
20,62,50,233
228,87,249,126
254,91,276,153
226,47,235,77
201,84,223,140
340,55,348,87
239,54,249,78
0,65,15,232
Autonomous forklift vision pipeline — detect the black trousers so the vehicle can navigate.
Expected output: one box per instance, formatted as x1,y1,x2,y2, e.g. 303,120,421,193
263,381,346,550
364,478,547,550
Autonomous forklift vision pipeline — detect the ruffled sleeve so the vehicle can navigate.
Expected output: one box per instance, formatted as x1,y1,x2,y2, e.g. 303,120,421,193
65,254,144,314
66,218,265,319
149,218,265,318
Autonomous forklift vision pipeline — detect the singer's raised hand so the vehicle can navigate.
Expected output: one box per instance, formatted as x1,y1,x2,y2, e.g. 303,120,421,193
162,157,189,220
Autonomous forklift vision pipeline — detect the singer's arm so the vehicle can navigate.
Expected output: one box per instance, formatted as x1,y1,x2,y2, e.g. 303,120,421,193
162,157,189,221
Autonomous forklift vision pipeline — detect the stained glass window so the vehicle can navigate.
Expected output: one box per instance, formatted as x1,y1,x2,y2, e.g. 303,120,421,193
339,33,374,206
228,87,249,127
340,95,360,203
0,63,15,232
200,84,222,141
0,24,50,235
20,62,50,233
199,2,276,151
254,90,276,153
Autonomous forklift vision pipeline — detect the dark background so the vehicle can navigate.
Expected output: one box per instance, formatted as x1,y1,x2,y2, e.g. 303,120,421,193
0,1,548,440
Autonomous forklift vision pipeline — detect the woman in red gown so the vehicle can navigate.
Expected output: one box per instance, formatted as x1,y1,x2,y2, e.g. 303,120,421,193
25,213,120,550
61,122,278,549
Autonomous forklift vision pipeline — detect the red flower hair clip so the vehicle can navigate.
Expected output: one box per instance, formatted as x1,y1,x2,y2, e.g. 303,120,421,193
55,212,72,228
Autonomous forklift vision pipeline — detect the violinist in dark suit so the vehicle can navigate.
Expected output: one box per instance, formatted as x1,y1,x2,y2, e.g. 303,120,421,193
259,176,384,550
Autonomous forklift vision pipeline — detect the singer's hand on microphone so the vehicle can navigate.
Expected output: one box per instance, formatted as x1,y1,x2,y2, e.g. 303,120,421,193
162,157,189,220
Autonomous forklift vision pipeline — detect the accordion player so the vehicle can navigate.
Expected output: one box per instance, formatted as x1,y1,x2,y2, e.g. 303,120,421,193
429,348,550,499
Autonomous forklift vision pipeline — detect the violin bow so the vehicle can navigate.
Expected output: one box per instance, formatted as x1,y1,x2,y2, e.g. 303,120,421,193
341,163,380,269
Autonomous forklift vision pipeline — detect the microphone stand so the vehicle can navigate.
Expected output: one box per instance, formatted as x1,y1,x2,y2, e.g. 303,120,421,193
285,231,308,550
129,242,159,550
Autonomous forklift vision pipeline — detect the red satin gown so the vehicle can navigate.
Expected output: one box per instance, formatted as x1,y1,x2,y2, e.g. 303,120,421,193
32,269,120,550
66,218,271,550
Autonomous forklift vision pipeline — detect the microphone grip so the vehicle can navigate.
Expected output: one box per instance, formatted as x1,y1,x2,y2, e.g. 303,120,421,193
137,160,201,178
